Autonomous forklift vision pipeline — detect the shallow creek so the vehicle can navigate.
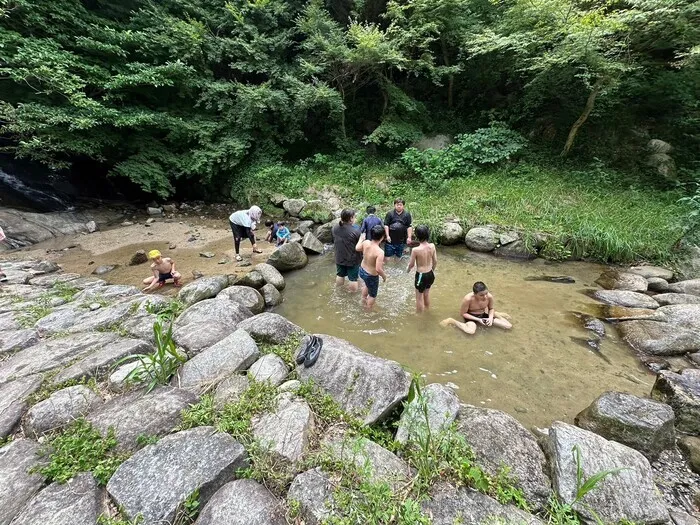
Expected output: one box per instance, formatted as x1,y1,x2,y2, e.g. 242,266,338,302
277,248,651,428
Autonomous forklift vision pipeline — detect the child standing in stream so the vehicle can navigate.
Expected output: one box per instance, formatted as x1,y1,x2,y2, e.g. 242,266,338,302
406,225,437,313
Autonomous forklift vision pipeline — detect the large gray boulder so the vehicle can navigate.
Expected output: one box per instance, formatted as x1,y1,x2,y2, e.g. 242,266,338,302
0,439,48,525
653,293,700,306
24,385,102,438
297,335,410,425
299,200,334,223
252,394,315,465
237,312,302,343
0,332,119,383
592,290,659,309
0,209,93,246
301,232,324,254
629,265,674,280
668,278,700,296
266,242,308,272
178,275,230,306
494,239,536,259
10,473,103,525
87,387,199,451
314,219,340,244
217,286,265,314
0,375,43,438
248,354,289,386
295,220,315,236
287,468,334,525
439,222,464,245
174,299,253,356
647,277,670,293
617,320,700,355
651,368,700,434
176,329,259,392
236,270,265,289
422,482,544,525
574,391,675,459
283,198,306,217
0,329,39,354
195,479,286,525
254,263,285,291
107,427,248,525
657,304,700,328
395,383,460,444
213,374,250,409
545,421,669,524
261,283,282,307
601,305,665,322
595,271,648,292
464,226,498,252
456,405,551,509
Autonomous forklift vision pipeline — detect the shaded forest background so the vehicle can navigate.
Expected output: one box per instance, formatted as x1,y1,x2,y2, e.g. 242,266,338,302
0,0,698,199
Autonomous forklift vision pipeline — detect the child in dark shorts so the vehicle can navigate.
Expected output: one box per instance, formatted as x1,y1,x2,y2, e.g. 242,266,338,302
406,225,437,312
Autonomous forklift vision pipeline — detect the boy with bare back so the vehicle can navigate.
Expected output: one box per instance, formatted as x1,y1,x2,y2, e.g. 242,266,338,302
355,224,387,310
406,225,437,313
142,250,182,292
441,281,512,334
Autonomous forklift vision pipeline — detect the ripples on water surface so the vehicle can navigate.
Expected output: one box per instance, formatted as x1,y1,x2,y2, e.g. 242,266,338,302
277,247,652,428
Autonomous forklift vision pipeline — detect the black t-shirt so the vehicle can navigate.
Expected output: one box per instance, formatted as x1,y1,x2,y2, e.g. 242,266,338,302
332,223,362,266
384,210,412,245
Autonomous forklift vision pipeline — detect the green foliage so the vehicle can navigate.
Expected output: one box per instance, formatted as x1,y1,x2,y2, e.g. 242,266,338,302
17,302,52,328
26,376,98,407
145,299,185,322
172,489,200,525
97,515,143,525
256,334,303,373
37,419,127,485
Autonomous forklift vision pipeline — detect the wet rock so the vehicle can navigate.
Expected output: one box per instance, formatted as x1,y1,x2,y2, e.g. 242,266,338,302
302,232,324,254
248,354,288,386
199,251,215,259
647,277,670,292
0,439,48,525
314,219,340,243
195,479,286,525
176,329,259,392
299,200,334,223
10,473,103,525
92,264,118,275
297,334,411,425
494,239,536,259
261,283,282,307
237,312,303,343
129,250,148,266
584,317,606,338
295,220,315,236
574,391,675,459
0,209,93,246
254,263,285,290
439,222,464,245
0,329,39,354
652,369,700,434
678,436,700,474
216,285,264,314
629,265,674,280
283,198,306,217
395,383,460,444
600,305,665,322
657,304,700,328
617,320,700,355
24,385,102,438
524,275,576,283
178,275,229,306
423,482,544,525
213,374,250,409
592,289,659,309
267,242,308,271
107,426,247,525
456,404,551,509
668,279,700,296
654,293,700,306
596,270,648,292
87,387,199,451
464,226,498,252
252,395,315,465
174,299,253,356
287,468,334,525
0,375,42,439
545,421,668,524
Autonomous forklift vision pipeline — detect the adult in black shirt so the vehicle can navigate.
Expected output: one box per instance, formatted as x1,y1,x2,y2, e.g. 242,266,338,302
332,208,362,292
384,198,412,258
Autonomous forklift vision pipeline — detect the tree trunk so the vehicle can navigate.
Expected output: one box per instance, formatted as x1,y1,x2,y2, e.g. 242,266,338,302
440,37,454,108
561,78,604,157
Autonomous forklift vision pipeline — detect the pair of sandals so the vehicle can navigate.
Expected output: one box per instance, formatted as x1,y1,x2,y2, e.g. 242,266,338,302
296,335,323,368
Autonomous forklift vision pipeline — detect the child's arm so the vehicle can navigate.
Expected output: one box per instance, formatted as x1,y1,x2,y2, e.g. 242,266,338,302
166,258,176,273
376,251,387,282
355,233,366,252
406,248,416,273
143,267,160,291
486,294,495,325
431,244,437,271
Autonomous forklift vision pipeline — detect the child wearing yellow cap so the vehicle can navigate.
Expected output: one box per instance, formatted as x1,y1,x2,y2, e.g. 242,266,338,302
142,249,182,291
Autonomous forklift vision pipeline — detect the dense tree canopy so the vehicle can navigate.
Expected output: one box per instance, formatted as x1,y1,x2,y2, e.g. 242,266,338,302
0,0,697,197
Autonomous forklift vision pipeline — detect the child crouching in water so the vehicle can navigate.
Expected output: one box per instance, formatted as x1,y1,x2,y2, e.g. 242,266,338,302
406,225,437,313
142,250,182,292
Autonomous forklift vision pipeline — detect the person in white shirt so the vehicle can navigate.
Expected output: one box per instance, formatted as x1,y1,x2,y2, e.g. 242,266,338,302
228,206,263,261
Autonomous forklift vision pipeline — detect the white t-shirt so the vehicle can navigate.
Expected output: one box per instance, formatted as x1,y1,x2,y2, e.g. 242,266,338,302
229,210,253,228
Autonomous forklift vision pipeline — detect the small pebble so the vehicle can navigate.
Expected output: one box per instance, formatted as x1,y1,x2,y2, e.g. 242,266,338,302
146,218,155,224
89,303,102,311
169,244,177,250
446,382,459,390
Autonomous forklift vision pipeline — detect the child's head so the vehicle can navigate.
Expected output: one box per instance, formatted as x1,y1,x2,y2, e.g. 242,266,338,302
370,224,385,241
473,281,488,296
265,220,274,227
415,225,430,242
278,221,286,227
148,249,163,262
366,205,376,215
340,208,356,224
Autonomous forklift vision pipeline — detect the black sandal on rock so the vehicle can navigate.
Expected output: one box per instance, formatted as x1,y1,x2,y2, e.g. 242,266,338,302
304,336,323,368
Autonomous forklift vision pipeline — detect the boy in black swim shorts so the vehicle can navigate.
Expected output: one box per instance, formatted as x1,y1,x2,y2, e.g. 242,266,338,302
406,225,437,313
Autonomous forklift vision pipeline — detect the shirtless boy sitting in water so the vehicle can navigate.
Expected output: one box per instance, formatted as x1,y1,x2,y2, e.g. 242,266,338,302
441,281,512,334
142,250,182,292
355,224,387,310
406,225,437,313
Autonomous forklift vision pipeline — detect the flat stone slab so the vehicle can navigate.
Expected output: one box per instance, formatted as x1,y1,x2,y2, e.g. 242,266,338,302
214,374,250,408
668,278,700,296
178,275,230,306
252,395,315,465
216,286,265,314
34,307,86,336
174,299,253,356
629,265,674,280
287,468,334,525
601,305,666,322
237,313,303,343
0,329,39,354
0,375,43,438
545,421,668,524
196,479,286,525
176,329,259,392
297,334,411,425
10,473,103,525
87,387,199,451
248,354,289,386
657,304,700,328
0,332,119,384
254,263,285,290
396,383,460,444
24,385,102,438
28,273,82,287
619,320,700,355
652,368,700,434
596,270,648,292
107,426,248,525
593,290,659,309
0,439,47,525
67,295,154,334
73,284,140,303
654,293,700,306
575,391,675,459
0,312,20,331
456,404,551,509
423,482,544,525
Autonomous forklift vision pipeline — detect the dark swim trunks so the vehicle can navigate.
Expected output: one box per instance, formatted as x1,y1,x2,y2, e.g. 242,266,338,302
336,264,360,282
158,272,173,283
414,270,435,293
359,266,379,298
471,312,489,319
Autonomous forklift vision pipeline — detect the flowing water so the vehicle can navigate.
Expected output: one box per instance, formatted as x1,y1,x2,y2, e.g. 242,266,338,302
276,248,651,428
